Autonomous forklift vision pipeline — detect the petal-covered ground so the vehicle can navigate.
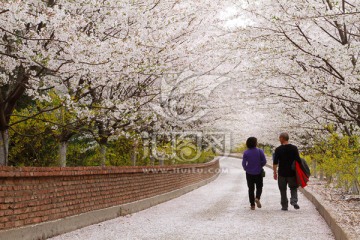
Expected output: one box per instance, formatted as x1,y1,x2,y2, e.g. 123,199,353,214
51,157,334,240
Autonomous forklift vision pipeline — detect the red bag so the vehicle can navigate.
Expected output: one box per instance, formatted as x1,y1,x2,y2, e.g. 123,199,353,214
295,161,309,188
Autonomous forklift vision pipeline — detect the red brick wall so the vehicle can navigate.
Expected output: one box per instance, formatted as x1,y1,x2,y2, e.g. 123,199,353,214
0,160,219,230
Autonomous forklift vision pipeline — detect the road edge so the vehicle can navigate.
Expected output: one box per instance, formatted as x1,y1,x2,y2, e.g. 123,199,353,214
0,167,221,240
298,187,350,240
225,154,350,240
265,160,350,240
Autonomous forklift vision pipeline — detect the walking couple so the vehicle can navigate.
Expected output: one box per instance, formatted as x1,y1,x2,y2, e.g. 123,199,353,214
242,133,301,211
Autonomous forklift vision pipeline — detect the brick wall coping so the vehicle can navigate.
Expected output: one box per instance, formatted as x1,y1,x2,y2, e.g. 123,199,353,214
0,158,220,177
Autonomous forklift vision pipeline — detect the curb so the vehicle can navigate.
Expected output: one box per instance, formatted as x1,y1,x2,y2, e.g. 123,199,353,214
0,172,220,240
263,163,350,240
218,155,351,239
299,187,350,240
220,154,242,159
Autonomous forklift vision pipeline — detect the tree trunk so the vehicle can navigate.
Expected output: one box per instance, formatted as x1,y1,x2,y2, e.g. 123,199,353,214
131,150,137,166
150,155,155,166
320,169,324,181
131,139,138,166
59,141,67,167
352,167,359,194
100,144,107,166
312,160,317,178
96,122,109,167
159,158,164,166
148,141,155,166
326,173,332,184
351,182,359,194
0,130,9,166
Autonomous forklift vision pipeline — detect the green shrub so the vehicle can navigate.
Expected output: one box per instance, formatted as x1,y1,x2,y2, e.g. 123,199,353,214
305,133,360,192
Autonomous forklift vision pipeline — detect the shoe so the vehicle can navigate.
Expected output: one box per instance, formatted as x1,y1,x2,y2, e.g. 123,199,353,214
281,207,288,211
293,204,300,210
255,198,262,208
251,205,255,210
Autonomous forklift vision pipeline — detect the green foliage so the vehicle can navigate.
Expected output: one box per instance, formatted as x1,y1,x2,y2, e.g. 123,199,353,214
195,149,216,164
8,97,216,167
232,142,273,156
305,133,360,191
65,136,99,166
9,108,58,166
232,143,247,153
258,144,273,156
9,108,215,167
147,139,216,165
106,137,149,166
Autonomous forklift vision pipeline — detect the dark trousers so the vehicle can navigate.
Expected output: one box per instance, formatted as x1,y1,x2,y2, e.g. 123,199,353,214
278,175,298,208
246,173,263,206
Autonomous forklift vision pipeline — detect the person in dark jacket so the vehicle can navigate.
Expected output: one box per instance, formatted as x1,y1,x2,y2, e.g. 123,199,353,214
242,137,267,210
273,132,301,211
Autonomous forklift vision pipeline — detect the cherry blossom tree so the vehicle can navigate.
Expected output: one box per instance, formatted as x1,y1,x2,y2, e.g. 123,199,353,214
215,0,360,146
0,0,225,166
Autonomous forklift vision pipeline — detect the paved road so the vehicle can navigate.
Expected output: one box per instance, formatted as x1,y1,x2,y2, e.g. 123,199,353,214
51,157,334,240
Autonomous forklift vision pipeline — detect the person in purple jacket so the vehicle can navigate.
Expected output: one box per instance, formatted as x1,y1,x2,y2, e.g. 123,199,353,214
242,137,267,210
